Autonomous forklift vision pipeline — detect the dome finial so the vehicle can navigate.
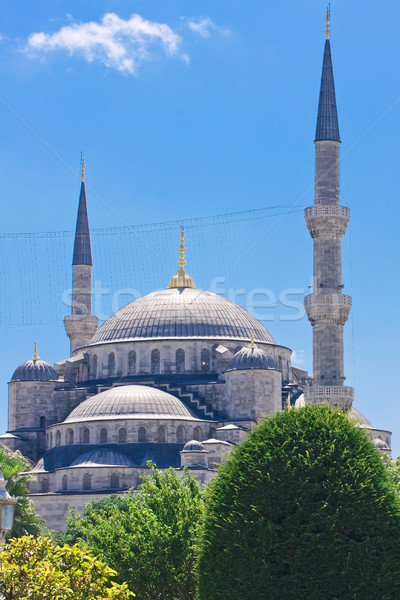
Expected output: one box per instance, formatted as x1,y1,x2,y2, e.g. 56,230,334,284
325,4,330,39
167,227,196,289
32,342,40,362
248,330,257,349
81,152,86,183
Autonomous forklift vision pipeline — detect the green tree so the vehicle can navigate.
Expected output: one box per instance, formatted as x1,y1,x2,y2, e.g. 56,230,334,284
0,447,45,538
198,405,400,600
382,454,400,494
58,465,202,600
0,535,134,599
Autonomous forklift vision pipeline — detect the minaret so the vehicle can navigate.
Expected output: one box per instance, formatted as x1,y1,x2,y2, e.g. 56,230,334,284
304,8,353,411
64,156,99,355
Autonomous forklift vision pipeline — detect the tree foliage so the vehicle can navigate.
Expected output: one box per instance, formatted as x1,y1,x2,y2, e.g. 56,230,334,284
0,446,45,538
198,405,400,600
0,535,134,599
57,465,203,600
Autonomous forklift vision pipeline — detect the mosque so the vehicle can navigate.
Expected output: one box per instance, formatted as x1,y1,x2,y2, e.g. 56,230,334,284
0,14,392,530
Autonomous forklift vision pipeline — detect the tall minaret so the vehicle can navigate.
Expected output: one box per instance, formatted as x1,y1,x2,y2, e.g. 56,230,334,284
64,156,99,355
304,8,353,411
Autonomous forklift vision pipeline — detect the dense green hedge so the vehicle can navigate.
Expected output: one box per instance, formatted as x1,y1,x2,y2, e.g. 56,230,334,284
198,405,400,600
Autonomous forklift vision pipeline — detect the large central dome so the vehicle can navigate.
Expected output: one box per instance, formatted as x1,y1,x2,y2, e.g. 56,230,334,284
90,288,275,345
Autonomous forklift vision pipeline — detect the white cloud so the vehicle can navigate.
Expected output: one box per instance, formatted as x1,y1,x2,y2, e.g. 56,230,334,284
184,16,229,38
27,12,183,74
292,350,306,366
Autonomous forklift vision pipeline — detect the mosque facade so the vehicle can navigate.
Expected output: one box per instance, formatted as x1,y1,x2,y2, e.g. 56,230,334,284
0,18,392,531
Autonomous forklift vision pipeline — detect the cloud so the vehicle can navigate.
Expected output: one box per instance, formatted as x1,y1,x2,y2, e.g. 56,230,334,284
292,350,306,366
184,16,229,38
27,13,183,74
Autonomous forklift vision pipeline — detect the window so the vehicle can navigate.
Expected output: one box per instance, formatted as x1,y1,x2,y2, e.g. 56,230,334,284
83,473,92,491
151,349,160,374
108,352,115,377
128,350,136,375
55,431,61,447
66,429,74,445
278,356,283,371
100,428,108,444
81,428,90,444
176,426,185,444
138,427,147,442
49,432,53,447
119,428,127,444
110,472,120,489
92,354,97,378
62,475,68,491
40,416,46,428
176,349,185,374
209,427,217,439
193,426,201,441
201,349,210,373
157,426,166,443
41,478,49,493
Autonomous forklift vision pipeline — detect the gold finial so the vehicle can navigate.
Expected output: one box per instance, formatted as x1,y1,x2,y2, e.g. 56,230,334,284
325,4,330,40
32,342,40,362
81,152,85,183
248,330,257,349
167,227,196,289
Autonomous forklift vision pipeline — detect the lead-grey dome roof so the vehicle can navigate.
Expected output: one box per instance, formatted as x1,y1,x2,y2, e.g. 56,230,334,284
90,288,275,345
182,440,206,452
11,359,58,382
64,385,198,424
71,448,133,467
227,346,276,371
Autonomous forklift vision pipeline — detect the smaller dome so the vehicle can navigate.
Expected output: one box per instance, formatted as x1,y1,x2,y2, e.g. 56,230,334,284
182,440,206,452
11,357,58,382
227,345,276,372
71,448,133,467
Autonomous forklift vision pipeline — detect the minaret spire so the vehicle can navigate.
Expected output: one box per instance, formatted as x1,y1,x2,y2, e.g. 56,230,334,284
167,227,196,289
64,156,99,355
304,11,353,411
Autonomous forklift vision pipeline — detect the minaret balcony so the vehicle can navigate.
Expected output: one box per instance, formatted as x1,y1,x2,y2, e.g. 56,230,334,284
304,205,349,239
304,293,351,326
304,385,354,412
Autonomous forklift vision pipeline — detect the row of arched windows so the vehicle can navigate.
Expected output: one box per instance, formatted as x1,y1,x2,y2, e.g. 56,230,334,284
89,348,212,378
50,424,204,447
59,472,121,492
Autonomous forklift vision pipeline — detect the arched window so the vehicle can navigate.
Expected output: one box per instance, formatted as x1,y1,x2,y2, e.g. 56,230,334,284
157,426,166,443
83,473,92,491
55,430,61,447
201,349,210,373
119,428,127,444
128,350,136,375
193,426,201,441
40,416,46,428
66,429,74,445
151,349,160,374
92,354,97,378
81,428,90,444
62,475,68,491
41,478,49,493
138,427,147,442
108,352,115,377
176,349,185,374
278,356,283,371
110,472,120,489
100,428,108,444
176,426,185,444
49,432,53,448
209,427,217,439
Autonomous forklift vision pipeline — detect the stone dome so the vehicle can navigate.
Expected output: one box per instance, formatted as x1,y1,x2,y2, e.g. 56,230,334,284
227,346,276,372
372,438,389,450
90,288,275,345
63,385,198,424
182,440,206,452
11,359,58,382
71,448,133,467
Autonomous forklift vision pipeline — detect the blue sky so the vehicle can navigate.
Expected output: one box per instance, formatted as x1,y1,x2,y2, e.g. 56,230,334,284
0,1,399,454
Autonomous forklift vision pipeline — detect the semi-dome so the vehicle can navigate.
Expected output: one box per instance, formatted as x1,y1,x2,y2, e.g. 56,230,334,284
11,345,58,382
90,288,275,345
71,448,133,467
182,440,206,452
64,385,198,424
227,344,276,372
